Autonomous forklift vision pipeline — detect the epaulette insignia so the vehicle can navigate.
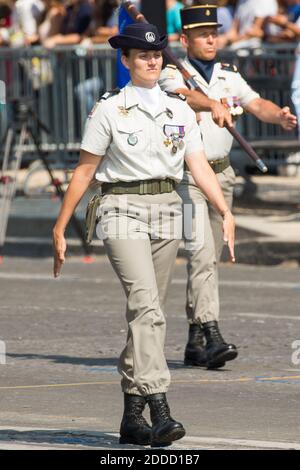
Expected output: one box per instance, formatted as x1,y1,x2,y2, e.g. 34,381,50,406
165,64,178,79
165,91,186,101
221,63,238,73
99,87,121,101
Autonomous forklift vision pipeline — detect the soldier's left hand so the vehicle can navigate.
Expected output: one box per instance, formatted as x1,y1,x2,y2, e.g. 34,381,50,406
279,106,297,131
222,211,235,263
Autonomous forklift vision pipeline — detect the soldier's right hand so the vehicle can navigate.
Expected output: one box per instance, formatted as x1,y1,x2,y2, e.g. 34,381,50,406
52,228,67,278
211,101,233,128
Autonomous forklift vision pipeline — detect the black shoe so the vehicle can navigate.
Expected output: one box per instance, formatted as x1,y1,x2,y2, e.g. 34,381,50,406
119,394,152,446
184,324,225,369
202,321,238,368
147,393,185,446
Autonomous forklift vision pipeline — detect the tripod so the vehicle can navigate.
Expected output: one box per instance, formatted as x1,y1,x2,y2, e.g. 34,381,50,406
0,98,93,259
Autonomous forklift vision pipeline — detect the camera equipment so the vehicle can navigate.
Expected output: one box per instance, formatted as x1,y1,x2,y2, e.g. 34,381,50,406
0,97,92,258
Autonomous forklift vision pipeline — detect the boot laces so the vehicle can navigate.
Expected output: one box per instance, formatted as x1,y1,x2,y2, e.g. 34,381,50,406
151,398,171,423
209,325,225,344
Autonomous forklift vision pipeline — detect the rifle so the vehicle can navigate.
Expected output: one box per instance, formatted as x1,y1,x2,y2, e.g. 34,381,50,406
122,0,268,173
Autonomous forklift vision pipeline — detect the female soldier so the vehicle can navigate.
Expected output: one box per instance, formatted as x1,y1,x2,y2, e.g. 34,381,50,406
52,22,235,447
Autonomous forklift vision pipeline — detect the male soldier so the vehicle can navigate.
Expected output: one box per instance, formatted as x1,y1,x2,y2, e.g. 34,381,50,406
159,3,297,369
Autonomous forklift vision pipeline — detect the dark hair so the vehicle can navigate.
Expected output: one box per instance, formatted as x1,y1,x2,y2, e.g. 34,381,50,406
94,0,119,26
0,0,12,18
121,48,131,57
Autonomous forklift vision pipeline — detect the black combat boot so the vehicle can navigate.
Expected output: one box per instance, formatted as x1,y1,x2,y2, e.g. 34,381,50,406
184,323,225,368
147,393,185,446
184,323,207,366
202,321,238,368
119,394,152,445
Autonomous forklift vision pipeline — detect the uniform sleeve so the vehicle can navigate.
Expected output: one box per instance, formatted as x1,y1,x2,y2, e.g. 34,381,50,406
159,66,187,93
80,101,112,156
184,105,204,156
234,72,260,108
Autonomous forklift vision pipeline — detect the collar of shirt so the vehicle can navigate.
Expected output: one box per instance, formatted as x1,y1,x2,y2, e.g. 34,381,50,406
133,83,162,117
188,56,216,85
183,58,226,90
123,81,171,118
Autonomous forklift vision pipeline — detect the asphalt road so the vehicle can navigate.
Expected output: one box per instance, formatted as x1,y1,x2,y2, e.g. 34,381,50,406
0,256,299,450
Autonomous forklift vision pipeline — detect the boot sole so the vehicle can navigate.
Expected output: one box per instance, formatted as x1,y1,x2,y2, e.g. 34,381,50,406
206,349,238,368
184,358,225,369
151,426,186,447
119,436,151,446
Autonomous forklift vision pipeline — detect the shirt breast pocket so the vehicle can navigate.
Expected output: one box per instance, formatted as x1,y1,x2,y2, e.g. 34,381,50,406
116,123,144,151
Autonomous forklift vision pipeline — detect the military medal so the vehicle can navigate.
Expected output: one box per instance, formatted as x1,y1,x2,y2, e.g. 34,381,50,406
128,134,138,146
232,97,243,116
221,97,244,119
163,125,185,155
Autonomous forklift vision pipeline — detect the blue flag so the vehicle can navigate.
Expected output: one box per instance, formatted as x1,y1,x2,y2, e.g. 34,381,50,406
117,4,135,88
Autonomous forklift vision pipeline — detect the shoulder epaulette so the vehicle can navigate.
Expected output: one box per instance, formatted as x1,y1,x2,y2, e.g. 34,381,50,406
221,63,238,73
166,64,178,70
165,91,186,101
99,88,121,101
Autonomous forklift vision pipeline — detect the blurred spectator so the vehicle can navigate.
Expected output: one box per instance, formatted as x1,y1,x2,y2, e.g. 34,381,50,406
287,0,300,20
264,0,300,42
166,0,183,41
80,0,119,45
43,0,92,48
225,0,278,49
39,0,66,43
218,0,236,33
217,0,236,48
14,0,45,44
0,0,13,45
75,0,120,122
265,1,300,136
1,0,45,46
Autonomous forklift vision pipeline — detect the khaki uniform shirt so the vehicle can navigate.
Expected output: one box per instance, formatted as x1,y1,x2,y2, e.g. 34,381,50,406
159,57,260,161
80,81,203,183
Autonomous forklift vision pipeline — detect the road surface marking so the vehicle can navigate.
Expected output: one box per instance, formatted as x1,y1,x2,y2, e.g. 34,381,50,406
0,272,299,290
1,375,300,391
237,313,300,321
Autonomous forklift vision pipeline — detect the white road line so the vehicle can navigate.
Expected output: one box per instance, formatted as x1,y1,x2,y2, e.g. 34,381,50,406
174,279,300,289
237,313,300,321
181,436,300,450
0,305,299,321
0,272,299,290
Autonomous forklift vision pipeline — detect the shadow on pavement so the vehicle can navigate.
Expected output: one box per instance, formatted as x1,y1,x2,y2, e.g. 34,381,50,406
7,353,233,372
0,429,147,449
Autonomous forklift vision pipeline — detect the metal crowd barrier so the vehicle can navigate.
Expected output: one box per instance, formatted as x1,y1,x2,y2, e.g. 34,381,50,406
0,43,299,169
